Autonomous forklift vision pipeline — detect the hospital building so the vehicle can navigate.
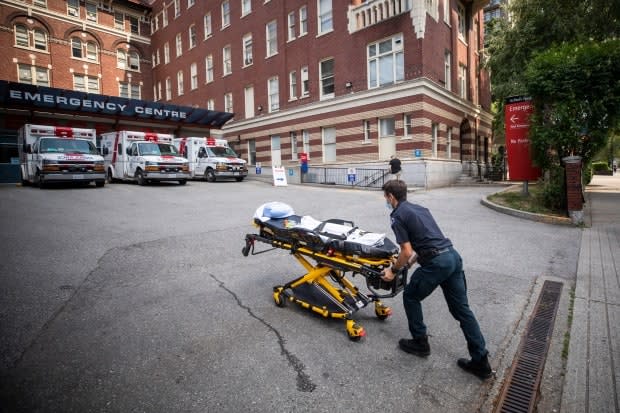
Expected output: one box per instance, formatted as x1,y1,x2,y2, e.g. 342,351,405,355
0,0,493,187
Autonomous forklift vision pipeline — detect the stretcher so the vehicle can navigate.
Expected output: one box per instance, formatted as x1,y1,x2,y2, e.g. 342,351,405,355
241,203,407,340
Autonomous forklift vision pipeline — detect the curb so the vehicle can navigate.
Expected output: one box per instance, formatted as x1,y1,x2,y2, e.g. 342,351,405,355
481,190,575,226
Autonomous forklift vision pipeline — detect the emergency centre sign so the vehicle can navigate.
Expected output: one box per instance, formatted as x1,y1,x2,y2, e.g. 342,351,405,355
504,96,541,181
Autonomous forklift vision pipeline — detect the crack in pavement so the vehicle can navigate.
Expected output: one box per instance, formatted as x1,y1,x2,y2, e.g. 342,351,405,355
209,273,316,393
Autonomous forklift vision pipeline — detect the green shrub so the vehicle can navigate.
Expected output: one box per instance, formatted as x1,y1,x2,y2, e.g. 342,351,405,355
591,161,611,172
537,165,567,212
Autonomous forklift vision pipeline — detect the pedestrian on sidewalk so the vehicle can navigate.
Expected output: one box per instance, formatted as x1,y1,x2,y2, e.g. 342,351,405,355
389,155,402,180
380,179,492,379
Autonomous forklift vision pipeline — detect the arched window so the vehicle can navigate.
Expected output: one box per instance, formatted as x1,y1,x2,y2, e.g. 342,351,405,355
71,37,82,58
14,24,48,51
128,51,140,71
85,42,97,61
72,38,98,62
117,49,127,68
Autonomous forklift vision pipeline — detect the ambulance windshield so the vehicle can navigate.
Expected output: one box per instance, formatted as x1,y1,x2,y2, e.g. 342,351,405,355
40,138,98,155
208,146,238,158
138,143,179,156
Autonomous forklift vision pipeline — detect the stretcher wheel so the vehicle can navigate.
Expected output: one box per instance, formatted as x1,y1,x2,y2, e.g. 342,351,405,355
273,287,286,307
345,319,365,341
374,303,393,321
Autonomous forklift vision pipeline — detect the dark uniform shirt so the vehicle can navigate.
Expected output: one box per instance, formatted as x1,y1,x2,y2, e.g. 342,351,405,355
389,200,452,253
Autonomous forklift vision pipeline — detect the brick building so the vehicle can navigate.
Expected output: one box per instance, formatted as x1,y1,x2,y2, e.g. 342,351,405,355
0,0,493,187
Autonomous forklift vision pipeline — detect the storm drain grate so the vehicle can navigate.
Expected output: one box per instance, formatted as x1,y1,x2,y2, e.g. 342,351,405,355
494,280,563,413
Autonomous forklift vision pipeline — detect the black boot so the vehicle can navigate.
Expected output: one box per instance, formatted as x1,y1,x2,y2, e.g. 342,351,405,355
398,335,430,357
457,355,493,379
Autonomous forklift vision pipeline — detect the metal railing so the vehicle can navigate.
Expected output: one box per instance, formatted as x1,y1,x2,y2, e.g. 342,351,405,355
302,167,390,188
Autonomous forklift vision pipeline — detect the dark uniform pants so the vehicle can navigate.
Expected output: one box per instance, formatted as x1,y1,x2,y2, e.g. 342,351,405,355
403,248,488,361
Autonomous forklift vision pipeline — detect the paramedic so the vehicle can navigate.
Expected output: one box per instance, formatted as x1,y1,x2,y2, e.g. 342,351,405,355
389,155,402,180
380,179,492,379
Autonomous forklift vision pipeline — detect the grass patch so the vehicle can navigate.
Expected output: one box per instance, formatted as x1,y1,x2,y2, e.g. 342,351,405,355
562,287,576,360
487,184,567,217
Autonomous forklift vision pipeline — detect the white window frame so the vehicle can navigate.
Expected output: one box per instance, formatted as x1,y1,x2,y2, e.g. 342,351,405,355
317,0,333,35
431,123,438,157
444,0,451,24
446,127,453,159
74,73,100,93
17,64,49,86
164,42,170,64
188,0,195,8
119,81,140,98
457,2,466,41
458,64,467,99
204,13,212,39
319,58,334,100
224,92,233,113
444,51,452,91
176,33,182,57
114,12,124,29
379,117,395,138
177,70,184,96
268,76,279,113
165,77,172,100
302,130,310,158
174,0,180,17
14,25,48,52
287,12,296,41
207,98,215,110
363,120,371,142
290,131,298,160
190,62,198,90
299,6,308,36
223,45,232,76
221,1,231,28
301,66,309,97
241,0,251,16
67,0,79,17
266,20,277,57
289,70,297,100
322,127,336,163
189,25,197,49
367,34,404,89
86,2,97,22
206,54,214,83
157,81,162,100
163,8,168,26
129,16,139,35
403,114,412,138
128,51,140,71
243,34,253,66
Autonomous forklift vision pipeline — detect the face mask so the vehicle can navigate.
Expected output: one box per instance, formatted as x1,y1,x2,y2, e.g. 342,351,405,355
385,201,393,211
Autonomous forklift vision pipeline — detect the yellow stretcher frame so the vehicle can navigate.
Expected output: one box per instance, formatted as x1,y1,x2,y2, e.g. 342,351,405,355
242,224,406,341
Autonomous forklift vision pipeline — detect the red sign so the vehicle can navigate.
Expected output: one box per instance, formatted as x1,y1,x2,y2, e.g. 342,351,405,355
504,96,541,181
299,152,308,163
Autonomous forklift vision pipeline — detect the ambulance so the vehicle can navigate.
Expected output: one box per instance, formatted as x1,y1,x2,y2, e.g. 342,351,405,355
18,124,106,188
173,137,247,182
99,131,189,185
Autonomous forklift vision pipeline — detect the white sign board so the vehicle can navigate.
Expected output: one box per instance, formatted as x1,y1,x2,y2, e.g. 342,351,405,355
272,166,288,186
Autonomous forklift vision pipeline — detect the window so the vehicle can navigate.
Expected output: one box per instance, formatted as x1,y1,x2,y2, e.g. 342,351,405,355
163,8,168,26
290,132,298,160
71,38,82,58
266,21,277,57
157,81,162,100
268,77,279,112
319,58,334,99
367,34,404,88
119,82,140,98
446,127,452,159
204,13,212,39
190,63,198,89
248,139,256,165
322,127,336,163
174,0,180,17
86,3,97,22
289,70,297,100
363,120,371,142
379,118,395,137
302,130,310,158
426,0,438,20
117,49,127,69
223,45,232,75
458,64,467,99
444,51,452,91
129,16,139,35
403,114,412,137
299,6,308,36
129,51,140,71
14,25,48,51
301,66,309,96
176,33,182,56
188,0,195,8
189,25,197,48
164,42,170,64
156,49,160,65
444,0,451,24
72,38,98,62
114,12,124,29
431,123,438,157
207,98,215,110
241,0,251,16
243,34,253,66
457,2,466,40
287,12,296,41
206,54,214,82
17,64,49,86
224,92,233,113
34,0,46,7
165,77,172,100
177,70,184,95
74,74,99,93
221,1,230,28
318,0,333,34
86,42,97,61
67,0,79,17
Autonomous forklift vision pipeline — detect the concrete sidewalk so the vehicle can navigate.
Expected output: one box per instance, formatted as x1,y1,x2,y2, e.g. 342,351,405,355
561,173,620,412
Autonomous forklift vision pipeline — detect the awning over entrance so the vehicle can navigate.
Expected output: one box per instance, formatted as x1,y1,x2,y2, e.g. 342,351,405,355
0,80,234,128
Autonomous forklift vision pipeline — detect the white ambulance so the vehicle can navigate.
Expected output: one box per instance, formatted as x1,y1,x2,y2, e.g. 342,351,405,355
99,131,189,185
173,137,247,182
18,124,106,188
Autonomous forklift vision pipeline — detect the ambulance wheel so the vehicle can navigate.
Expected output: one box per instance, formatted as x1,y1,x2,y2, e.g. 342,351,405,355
345,319,365,341
235,177,244,182
178,180,187,185
136,170,146,186
205,169,216,182
106,169,115,184
273,288,286,307
374,303,392,321
36,170,45,189
95,180,105,188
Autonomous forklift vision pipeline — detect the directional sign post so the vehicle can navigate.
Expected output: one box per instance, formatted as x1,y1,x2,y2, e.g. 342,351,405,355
504,96,541,186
